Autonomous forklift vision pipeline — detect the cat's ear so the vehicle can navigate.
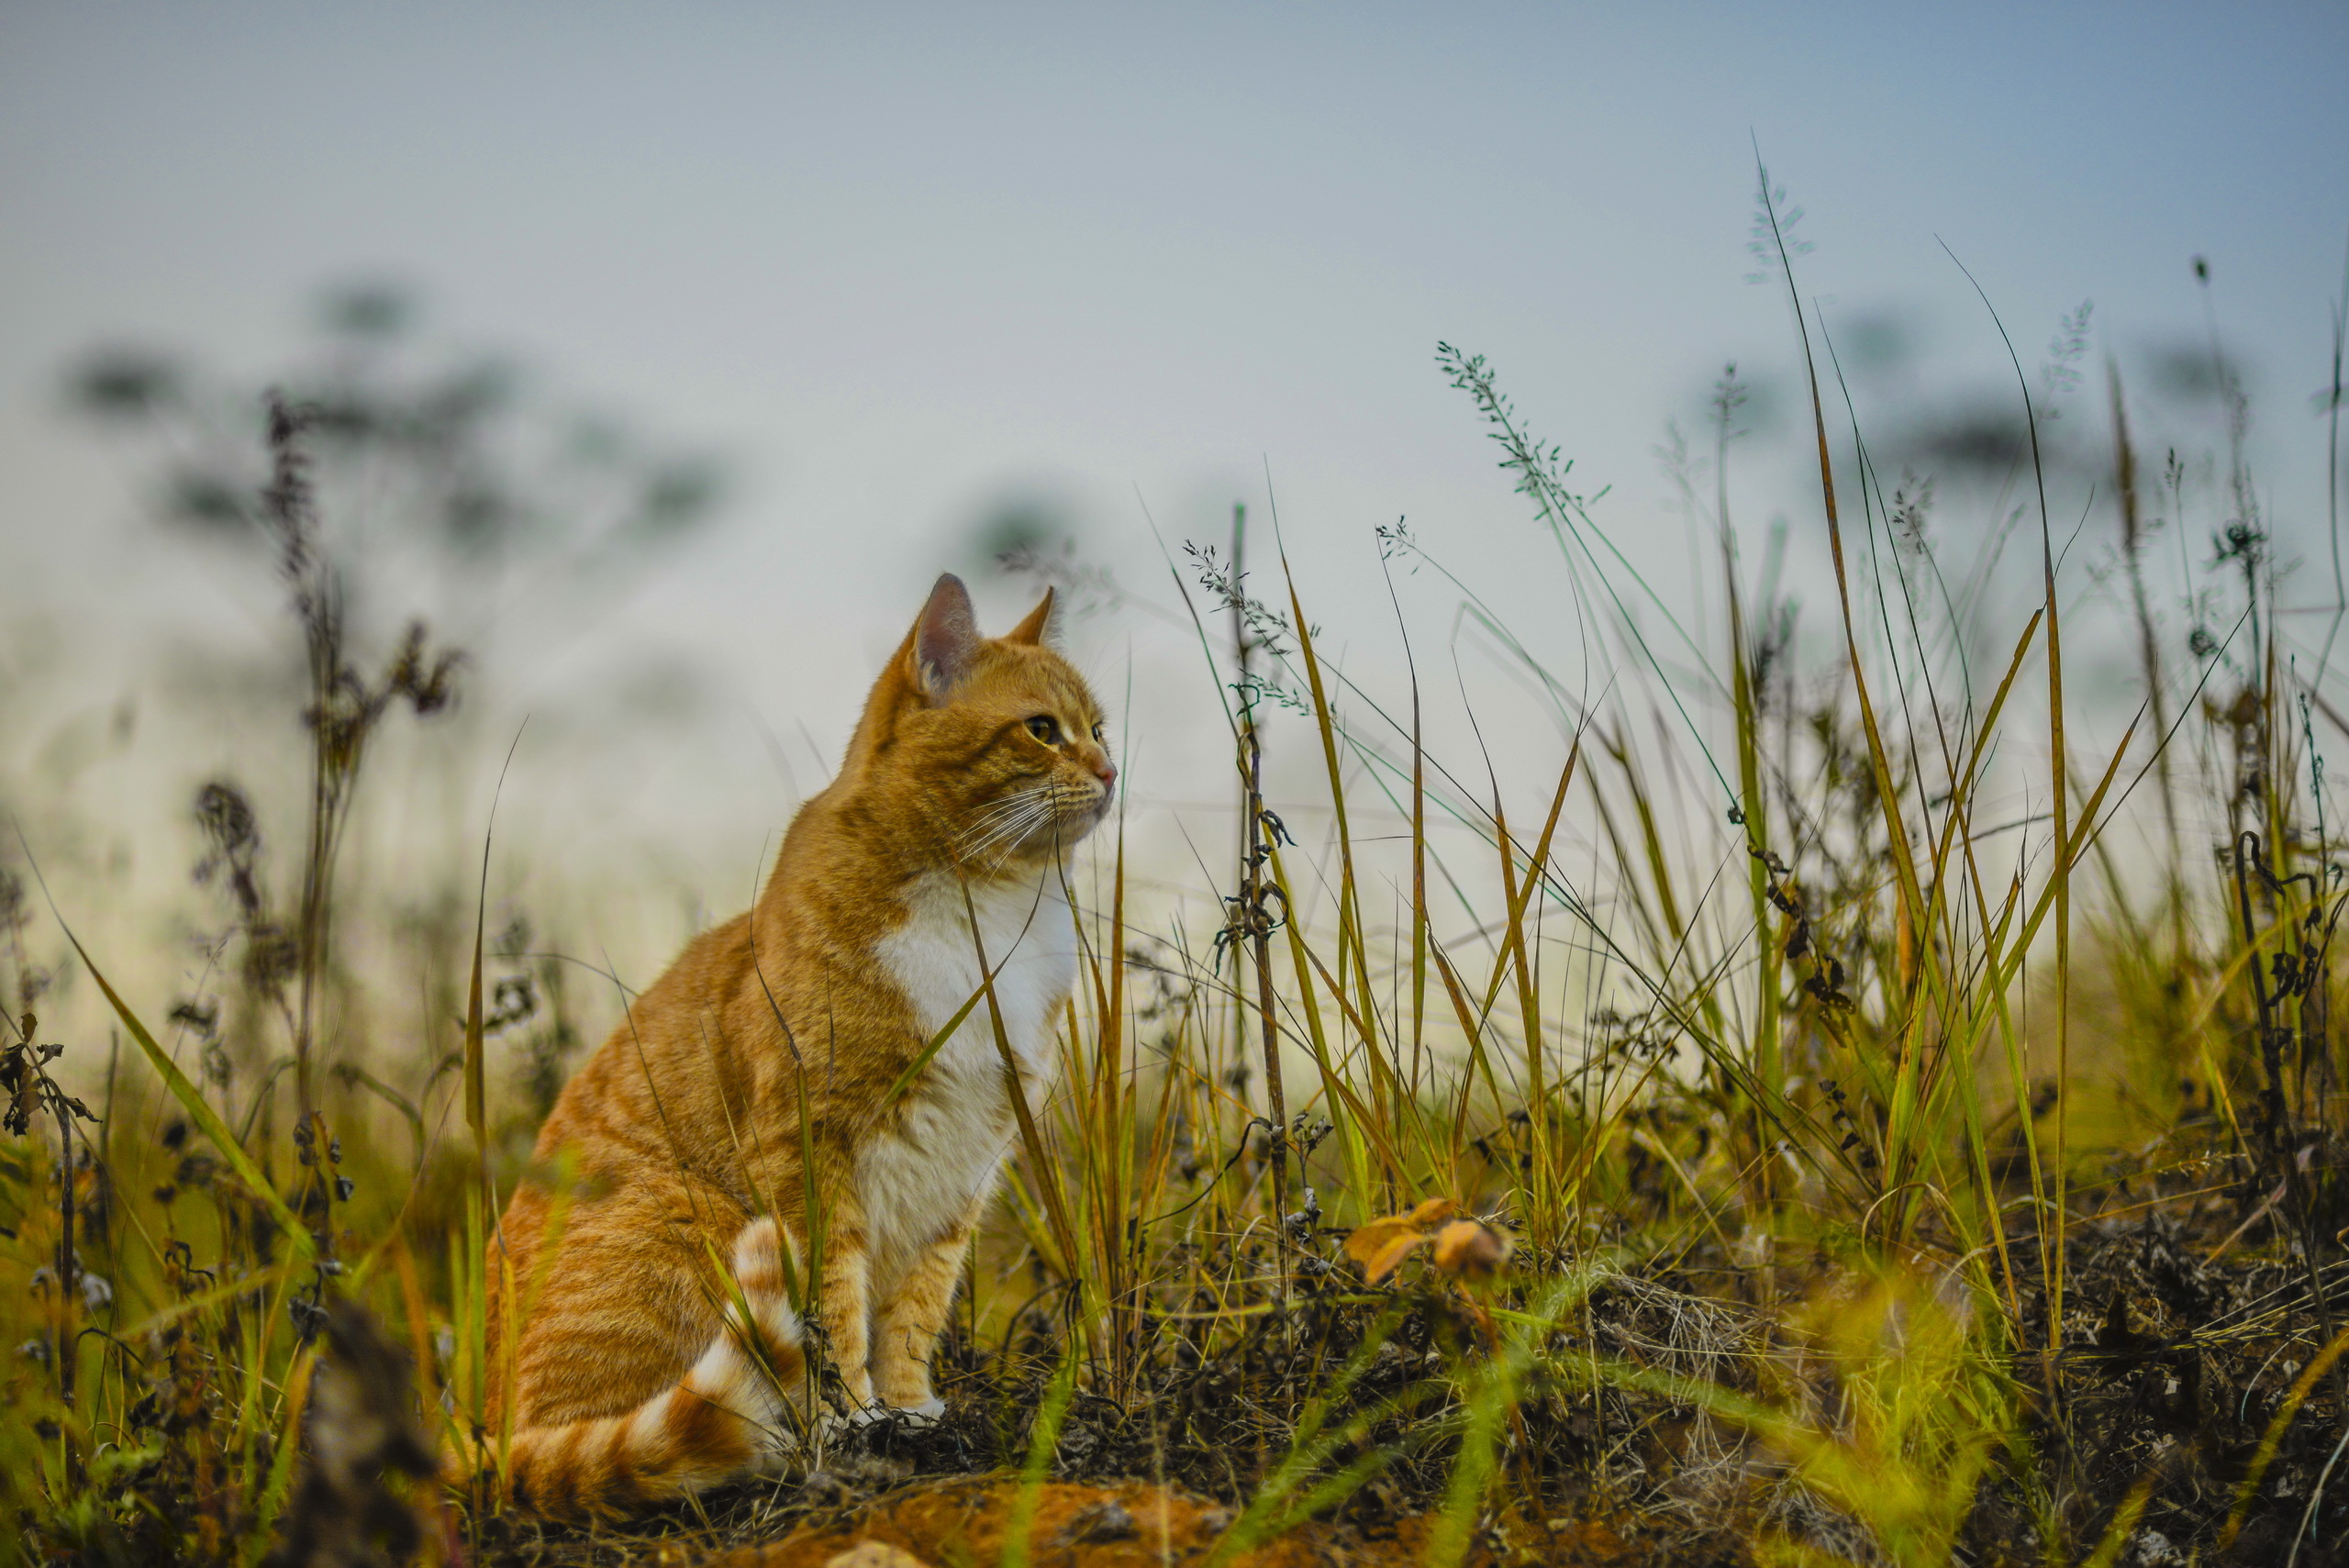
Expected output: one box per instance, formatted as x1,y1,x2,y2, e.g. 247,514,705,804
908,573,982,698
1005,586,1059,647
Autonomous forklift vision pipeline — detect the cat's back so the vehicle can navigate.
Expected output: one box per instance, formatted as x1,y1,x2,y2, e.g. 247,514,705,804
531,910,763,1165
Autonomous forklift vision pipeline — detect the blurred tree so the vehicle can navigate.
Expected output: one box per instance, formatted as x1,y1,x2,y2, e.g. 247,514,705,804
56,282,729,1123
65,280,726,646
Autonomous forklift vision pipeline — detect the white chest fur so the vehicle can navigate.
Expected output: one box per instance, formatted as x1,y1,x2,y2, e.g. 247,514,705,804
858,867,1076,1291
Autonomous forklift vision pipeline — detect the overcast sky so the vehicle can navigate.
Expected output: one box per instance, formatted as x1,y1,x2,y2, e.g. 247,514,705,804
4,1,2345,984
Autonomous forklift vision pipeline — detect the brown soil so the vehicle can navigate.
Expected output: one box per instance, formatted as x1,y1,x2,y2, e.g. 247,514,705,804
457,1215,2345,1567
701,1477,1631,1568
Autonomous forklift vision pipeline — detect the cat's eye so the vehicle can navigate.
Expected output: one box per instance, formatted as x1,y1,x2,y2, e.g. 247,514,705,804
1026,716,1061,744
1091,723,1105,742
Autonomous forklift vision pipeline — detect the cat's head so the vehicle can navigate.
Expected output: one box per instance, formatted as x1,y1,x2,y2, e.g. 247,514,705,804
846,573,1115,874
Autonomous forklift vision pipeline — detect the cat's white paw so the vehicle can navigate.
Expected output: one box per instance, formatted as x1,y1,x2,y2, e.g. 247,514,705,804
816,1396,938,1441
889,1396,947,1428
814,1401,880,1442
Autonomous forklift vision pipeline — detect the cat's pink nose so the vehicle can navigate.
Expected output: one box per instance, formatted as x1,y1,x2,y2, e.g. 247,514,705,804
1092,758,1118,794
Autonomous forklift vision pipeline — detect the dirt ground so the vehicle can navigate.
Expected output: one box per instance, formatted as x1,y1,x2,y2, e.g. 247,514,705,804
442,1207,2348,1568
697,1477,1631,1568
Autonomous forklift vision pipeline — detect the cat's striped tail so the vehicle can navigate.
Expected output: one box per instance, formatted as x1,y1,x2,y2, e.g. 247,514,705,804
455,1219,807,1521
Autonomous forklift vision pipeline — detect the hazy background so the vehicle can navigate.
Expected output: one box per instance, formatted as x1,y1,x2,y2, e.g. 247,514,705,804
3,1,2345,1073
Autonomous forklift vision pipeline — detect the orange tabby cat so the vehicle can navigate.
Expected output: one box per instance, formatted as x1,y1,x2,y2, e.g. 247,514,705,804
469,575,1114,1518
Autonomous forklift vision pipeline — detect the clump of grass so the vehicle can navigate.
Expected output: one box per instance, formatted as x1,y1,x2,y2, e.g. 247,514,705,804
6,183,2349,1568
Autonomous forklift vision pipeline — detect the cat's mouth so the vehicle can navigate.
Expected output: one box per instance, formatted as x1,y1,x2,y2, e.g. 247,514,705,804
1071,771,1118,825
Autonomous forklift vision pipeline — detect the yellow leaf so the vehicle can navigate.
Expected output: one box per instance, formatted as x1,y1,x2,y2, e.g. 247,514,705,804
1408,1196,1464,1228
1431,1219,1511,1279
1343,1214,1427,1269
1361,1230,1434,1284
1345,1198,1476,1283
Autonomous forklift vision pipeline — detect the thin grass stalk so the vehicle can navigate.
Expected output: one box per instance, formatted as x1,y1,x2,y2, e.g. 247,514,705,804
450,1197,486,1533
2221,1318,2349,1551
997,1343,1080,1568
1227,505,1291,1241
2036,340,2073,1418
239,1337,323,1568
50,917,315,1259
1263,840,1383,1201
1496,742,1580,1242
2230,831,2349,1417
1397,571,1433,1112
1286,931,1419,1184
961,883,1086,1331
1935,242,2076,1399
1723,536,1784,1239
2108,361,2183,903
1425,1351,1514,1568
391,1237,461,1562
1100,806,1137,1390
1587,757,1673,976
460,762,506,1501
1203,1304,1429,1565
1286,569,1412,1194
1753,163,1938,1064
2319,235,2349,684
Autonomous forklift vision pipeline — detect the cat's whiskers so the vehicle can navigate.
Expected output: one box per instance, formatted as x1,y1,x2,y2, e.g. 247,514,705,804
967,803,1053,863
959,788,1048,843
958,785,1057,864
963,778,1096,870
962,788,1048,834
996,783,1099,869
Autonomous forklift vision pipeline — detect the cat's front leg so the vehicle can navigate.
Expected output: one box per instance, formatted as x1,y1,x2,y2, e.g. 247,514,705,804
809,1189,878,1420
870,1193,985,1422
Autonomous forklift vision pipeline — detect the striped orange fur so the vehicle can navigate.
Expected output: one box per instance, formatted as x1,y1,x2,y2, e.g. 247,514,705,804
470,576,1113,1519
464,1218,805,1517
